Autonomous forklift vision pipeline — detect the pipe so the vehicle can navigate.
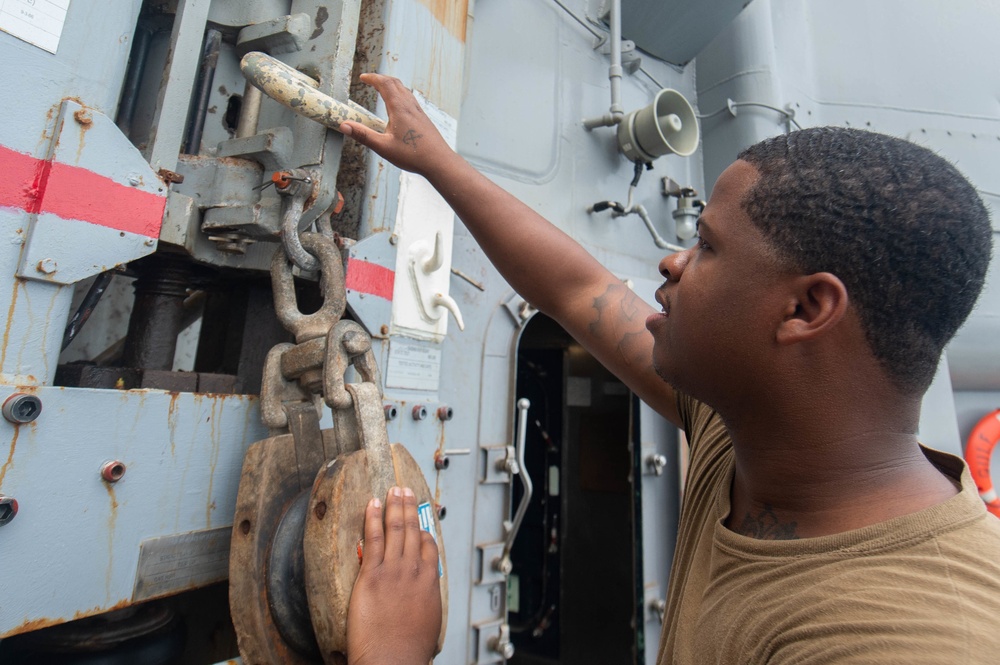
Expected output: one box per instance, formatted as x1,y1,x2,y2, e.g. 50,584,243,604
582,0,625,129
236,80,263,138
184,28,222,154
115,25,153,137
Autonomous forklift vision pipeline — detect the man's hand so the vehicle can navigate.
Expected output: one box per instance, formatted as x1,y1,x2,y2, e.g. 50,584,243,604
340,73,453,177
347,487,442,665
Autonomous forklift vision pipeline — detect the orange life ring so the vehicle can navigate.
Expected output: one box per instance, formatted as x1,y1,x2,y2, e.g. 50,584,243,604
965,408,1000,518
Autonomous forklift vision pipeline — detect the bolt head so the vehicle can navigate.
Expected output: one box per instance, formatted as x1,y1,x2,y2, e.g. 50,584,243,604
2,393,41,424
384,404,398,421
412,405,427,421
35,258,57,275
0,496,18,526
436,406,454,421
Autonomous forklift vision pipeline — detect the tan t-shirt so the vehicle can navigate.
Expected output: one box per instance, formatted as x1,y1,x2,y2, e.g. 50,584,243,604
657,393,1000,664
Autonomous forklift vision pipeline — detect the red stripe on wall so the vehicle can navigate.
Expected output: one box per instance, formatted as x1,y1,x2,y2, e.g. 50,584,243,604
0,145,164,238
346,258,395,300
0,147,44,213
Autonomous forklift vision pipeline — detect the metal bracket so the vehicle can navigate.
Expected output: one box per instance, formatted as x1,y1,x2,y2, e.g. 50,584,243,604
476,543,508,586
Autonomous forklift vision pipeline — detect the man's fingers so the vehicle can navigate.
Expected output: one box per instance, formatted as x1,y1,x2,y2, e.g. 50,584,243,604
420,529,439,567
401,487,422,558
383,486,406,559
360,496,384,568
340,121,386,149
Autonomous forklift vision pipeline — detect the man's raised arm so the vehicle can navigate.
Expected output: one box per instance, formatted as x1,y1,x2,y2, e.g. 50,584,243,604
340,74,679,426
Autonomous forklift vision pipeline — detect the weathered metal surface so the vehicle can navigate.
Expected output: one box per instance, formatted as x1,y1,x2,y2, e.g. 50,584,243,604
271,234,347,343
132,527,232,602
15,101,165,287
143,0,214,173
0,386,266,638
228,430,318,664
240,51,387,133
323,321,381,410
303,443,447,663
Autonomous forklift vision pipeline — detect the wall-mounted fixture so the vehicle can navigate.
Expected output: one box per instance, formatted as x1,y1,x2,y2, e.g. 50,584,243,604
663,177,705,240
617,89,699,162
582,0,700,164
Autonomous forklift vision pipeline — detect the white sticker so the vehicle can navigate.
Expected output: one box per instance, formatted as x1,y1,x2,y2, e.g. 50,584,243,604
0,0,71,54
386,341,441,391
417,502,443,577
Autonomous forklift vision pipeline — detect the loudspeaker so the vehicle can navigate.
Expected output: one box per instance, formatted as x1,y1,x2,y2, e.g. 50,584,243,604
616,89,699,162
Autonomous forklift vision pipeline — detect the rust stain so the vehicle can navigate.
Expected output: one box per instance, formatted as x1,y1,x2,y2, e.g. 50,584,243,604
167,392,180,456
420,0,469,44
2,598,133,639
0,280,22,373
105,483,118,600
0,426,20,488
206,398,220,527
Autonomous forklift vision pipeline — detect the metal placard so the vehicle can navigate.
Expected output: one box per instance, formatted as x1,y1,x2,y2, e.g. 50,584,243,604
132,527,232,602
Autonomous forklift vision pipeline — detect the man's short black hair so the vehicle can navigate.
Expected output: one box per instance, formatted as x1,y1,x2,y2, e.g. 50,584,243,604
738,127,992,394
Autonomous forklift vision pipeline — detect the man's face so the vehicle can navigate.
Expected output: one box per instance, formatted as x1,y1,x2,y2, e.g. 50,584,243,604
645,160,793,404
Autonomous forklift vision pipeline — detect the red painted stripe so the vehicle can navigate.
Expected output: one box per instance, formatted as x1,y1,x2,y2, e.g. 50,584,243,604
0,145,164,238
0,147,44,213
346,258,395,300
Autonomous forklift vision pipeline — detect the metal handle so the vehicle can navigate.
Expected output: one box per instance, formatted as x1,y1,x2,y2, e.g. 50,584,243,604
240,51,387,134
494,398,532,575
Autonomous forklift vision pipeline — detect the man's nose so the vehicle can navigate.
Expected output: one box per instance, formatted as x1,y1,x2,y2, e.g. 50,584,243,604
659,249,689,281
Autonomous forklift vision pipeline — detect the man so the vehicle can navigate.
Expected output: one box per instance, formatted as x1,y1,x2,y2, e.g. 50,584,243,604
342,73,1000,664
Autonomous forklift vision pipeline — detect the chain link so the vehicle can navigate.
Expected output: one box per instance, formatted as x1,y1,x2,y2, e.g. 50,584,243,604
259,198,386,472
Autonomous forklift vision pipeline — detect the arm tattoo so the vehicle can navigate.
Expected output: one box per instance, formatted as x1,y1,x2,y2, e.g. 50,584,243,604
402,129,422,146
737,504,800,540
589,283,651,368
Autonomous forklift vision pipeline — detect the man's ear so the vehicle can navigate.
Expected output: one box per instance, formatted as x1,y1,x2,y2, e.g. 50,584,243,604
776,272,848,345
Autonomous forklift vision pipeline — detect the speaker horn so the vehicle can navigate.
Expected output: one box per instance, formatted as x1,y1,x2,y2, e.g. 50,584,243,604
617,89,700,162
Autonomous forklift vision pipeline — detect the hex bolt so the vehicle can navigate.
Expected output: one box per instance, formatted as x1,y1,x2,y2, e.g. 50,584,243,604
412,405,428,421
436,406,454,421
2,393,42,424
0,495,18,527
35,258,57,275
101,460,127,483
384,404,398,421
434,451,450,471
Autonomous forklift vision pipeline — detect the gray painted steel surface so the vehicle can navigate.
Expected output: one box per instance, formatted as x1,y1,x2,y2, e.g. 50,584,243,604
0,0,996,662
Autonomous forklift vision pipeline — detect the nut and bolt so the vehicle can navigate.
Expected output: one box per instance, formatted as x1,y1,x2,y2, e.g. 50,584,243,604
101,460,127,483
434,451,450,471
2,393,42,424
436,406,454,421
412,405,428,421
384,404,398,421
0,495,18,526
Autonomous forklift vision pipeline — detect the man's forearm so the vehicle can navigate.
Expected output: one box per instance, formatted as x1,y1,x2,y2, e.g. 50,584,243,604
423,150,613,321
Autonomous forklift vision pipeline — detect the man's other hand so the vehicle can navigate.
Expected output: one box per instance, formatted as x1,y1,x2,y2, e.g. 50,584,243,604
347,486,442,665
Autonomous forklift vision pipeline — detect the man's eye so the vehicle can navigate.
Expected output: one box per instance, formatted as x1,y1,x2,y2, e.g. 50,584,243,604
696,235,711,251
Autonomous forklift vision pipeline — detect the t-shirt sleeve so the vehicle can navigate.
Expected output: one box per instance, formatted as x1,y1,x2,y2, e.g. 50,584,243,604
675,390,725,457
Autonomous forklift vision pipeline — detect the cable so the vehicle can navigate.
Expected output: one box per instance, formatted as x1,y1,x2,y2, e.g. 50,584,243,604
62,271,114,351
698,99,802,130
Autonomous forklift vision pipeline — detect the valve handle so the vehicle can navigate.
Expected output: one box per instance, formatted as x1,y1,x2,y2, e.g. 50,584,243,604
495,398,532,574
241,51,387,134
